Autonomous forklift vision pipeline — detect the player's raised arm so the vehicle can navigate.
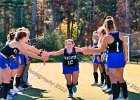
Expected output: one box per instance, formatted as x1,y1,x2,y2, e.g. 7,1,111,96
48,49,64,56
82,36,108,55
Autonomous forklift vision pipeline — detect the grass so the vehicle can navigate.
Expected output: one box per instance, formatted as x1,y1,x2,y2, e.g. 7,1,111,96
15,63,140,100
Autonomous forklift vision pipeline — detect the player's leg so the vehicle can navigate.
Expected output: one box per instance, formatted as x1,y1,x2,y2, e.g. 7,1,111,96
72,71,79,93
99,64,104,86
109,68,120,100
103,64,112,93
64,74,73,98
92,63,99,86
1,67,12,99
117,68,128,99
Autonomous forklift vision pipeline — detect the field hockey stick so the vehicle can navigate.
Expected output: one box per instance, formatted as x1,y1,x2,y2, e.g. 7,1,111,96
29,61,46,81
29,49,46,81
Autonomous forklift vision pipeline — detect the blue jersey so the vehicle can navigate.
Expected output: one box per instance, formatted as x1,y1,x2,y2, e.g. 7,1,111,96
107,32,125,68
62,47,79,74
108,32,123,53
1,44,19,59
93,41,98,48
0,44,19,69
63,47,78,67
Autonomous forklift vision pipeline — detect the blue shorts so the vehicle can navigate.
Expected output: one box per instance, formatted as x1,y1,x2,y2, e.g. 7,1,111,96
93,55,100,64
18,54,25,65
8,56,19,70
0,55,8,69
62,63,79,74
103,59,107,64
107,52,125,68
93,55,107,64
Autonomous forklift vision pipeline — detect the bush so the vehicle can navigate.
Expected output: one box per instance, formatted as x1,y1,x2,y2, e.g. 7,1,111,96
35,30,66,51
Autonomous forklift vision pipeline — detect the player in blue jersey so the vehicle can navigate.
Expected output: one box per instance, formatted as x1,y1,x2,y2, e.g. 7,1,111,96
97,26,112,93
82,16,128,100
91,31,104,86
6,29,21,94
0,28,48,100
48,39,83,98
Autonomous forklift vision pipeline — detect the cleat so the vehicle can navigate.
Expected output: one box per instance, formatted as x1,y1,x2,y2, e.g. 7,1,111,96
91,83,98,86
67,93,73,98
72,85,77,93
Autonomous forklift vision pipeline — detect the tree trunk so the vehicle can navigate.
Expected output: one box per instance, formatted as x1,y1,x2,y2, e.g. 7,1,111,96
3,1,7,42
76,0,81,46
67,0,71,38
125,0,131,34
31,0,37,44
92,0,96,21
20,0,24,26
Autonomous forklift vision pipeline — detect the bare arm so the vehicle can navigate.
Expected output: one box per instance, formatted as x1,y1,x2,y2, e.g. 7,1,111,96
49,49,64,56
21,43,42,55
75,47,83,53
121,35,128,62
11,42,44,61
82,36,108,54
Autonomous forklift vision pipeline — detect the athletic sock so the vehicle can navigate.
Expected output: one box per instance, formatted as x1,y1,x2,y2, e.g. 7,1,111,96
66,84,73,94
112,83,120,99
0,83,2,98
117,81,121,93
104,73,107,85
120,82,128,99
93,72,98,83
106,75,111,88
15,76,21,88
10,77,14,89
1,83,9,99
101,73,104,84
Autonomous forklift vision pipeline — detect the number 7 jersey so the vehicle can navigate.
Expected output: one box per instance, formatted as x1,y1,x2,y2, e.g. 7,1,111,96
63,47,78,67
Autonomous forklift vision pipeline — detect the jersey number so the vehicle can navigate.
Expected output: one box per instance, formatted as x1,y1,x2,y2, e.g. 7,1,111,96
116,42,119,52
68,60,73,65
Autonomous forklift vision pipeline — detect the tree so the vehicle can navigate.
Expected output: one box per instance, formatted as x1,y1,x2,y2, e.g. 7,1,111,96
31,0,37,44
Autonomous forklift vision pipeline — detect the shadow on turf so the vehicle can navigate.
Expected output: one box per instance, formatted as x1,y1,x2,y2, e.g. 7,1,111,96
71,97,85,100
128,91,140,100
15,87,53,100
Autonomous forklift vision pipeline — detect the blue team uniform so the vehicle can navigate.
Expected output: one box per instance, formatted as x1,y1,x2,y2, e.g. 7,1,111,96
8,56,19,70
0,44,19,69
93,42,107,64
107,32,125,68
63,47,79,74
101,49,108,64
93,42,101,64
18,53,26,65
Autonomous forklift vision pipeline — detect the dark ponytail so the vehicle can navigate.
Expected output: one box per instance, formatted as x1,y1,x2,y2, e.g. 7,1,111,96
101,28,106,35
106,19,114,31
8,32,15,41
15,31,27,41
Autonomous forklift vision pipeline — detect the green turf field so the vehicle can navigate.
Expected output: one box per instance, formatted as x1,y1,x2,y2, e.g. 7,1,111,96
15,63,140,100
